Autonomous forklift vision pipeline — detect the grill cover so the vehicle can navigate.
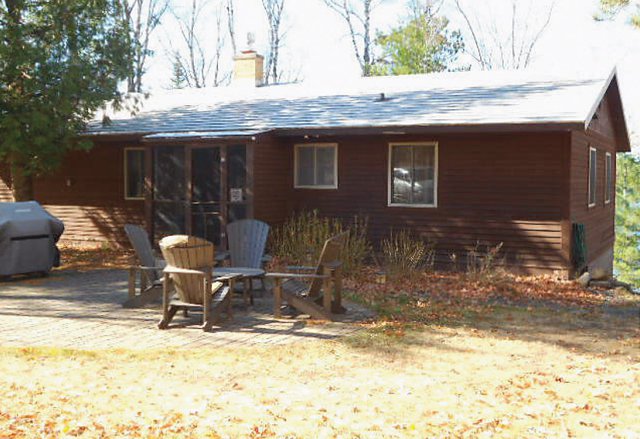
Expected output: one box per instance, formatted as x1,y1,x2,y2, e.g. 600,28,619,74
0,201,64,276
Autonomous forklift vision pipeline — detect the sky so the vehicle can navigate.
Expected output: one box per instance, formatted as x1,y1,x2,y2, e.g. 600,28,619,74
145,0,640,144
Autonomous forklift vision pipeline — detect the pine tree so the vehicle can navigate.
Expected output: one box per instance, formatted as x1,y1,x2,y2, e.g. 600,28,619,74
170,61,187,89
371,4,464,76
596,1,639,285
614,154,640,286
0,0,133,200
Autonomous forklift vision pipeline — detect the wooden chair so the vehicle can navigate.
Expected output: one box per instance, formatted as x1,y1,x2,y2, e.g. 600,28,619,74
124,224,165,308
226,219,270,304
267,232,347,321
158,235,239,331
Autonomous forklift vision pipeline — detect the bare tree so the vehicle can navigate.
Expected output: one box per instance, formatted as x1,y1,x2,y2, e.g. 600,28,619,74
408,0,444,18
169,0,229,88
120,0,169,92
323,0,384,76
225,0,237,55
454,0,556,70
262,0,286,84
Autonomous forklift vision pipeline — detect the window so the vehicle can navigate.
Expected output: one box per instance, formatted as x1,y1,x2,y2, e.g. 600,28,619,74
294,144,338,189
605,152,612,204
389,142,437,207
125,148,145,200
588,147,597,208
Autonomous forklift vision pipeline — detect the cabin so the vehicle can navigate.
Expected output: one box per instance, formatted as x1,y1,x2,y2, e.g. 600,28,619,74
0,51,631,277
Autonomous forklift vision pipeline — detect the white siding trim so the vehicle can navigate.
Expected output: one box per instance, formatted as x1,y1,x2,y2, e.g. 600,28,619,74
588,146,597,208
605,151,612,204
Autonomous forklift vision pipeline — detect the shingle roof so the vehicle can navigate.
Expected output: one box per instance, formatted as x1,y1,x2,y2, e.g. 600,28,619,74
86,68,620,137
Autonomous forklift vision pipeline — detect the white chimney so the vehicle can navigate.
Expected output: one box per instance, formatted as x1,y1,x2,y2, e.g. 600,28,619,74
232,33,264,87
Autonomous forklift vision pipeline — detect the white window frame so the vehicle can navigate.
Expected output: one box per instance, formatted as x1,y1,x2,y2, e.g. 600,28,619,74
124,147,145,201
588,146,597,208
605,152,612,205
388,142,438,208
293,143,338,189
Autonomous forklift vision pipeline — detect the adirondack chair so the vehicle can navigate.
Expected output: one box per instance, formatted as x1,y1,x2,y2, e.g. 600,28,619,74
124,224,165,308
158,235,239,331
226,219,270,304
267,232,347,321
227,219,270,268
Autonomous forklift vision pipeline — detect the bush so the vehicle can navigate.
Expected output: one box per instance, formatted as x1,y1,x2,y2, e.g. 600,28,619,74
270,210,371,273
466,241,504,280
381,229,436,278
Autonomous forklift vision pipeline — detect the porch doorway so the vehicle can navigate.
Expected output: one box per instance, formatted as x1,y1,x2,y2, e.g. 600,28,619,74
152,144,249,247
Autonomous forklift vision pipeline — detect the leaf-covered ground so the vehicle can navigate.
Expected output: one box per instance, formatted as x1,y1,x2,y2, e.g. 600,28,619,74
3,248,636,437
1,303,638,437
57,245,133,272
345,267,640,324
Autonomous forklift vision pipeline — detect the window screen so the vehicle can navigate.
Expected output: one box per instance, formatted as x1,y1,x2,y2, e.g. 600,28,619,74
228,145,246,188
125,149,145,199
191,148,221,203
154,146,185,202
294,144,337,188
390,144,437,206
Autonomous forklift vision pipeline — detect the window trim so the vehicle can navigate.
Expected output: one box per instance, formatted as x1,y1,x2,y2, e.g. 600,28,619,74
293,143,339,189
388,142,438,208
605,151,612,205
588,146,597,208
124,147,146,201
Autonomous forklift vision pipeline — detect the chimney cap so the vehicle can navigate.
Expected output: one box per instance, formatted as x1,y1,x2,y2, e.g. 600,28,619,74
235,33,261,58
234,50,264,60
246,32,256,50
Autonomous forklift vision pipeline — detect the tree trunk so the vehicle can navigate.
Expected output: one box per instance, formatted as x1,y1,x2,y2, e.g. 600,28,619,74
128,74,136,92
4,1,32,201
363,0,371,76
9,153,34,201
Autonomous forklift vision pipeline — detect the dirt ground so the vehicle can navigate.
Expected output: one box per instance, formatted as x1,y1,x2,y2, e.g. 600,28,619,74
0,303,638,438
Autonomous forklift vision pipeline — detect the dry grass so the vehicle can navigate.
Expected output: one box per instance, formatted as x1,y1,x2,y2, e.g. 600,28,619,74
4,248,639,437
0,305,638,438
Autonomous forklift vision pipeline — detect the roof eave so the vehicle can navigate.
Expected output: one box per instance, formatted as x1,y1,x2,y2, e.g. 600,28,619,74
272,121,584,137
82,122,585,141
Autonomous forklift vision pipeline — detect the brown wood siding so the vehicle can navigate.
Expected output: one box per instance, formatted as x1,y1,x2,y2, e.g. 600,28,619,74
252,134,293,226
570,131,616,267
587,77,630,152
588,86,619,144
34,143,145,245
282,132,570,273
0,163,13,202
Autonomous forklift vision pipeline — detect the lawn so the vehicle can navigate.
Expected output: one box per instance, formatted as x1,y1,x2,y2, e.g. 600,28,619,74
1,291,638,438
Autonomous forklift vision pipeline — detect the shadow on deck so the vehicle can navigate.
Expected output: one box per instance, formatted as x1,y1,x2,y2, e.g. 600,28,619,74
0,269,372,349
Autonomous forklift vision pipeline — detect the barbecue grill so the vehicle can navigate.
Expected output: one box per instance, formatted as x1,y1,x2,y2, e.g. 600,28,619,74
0,201,64,277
